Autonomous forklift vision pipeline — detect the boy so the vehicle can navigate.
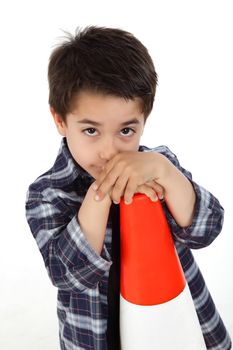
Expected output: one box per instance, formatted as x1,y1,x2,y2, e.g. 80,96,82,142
26,26,231,349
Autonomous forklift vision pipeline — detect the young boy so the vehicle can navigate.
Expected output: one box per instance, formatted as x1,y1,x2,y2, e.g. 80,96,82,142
26,26,231,350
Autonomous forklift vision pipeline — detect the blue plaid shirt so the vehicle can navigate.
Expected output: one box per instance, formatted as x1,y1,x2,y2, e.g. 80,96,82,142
26,138,231,350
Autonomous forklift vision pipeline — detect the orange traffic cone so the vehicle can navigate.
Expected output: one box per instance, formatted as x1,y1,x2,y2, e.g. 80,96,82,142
119,194,206,349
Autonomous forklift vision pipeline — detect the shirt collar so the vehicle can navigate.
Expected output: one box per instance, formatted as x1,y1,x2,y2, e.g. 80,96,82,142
51,138,93,188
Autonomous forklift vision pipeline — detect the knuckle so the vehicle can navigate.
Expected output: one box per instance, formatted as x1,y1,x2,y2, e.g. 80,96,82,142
157,185,164,193
131,168,138,176
126,183,136,195
153,183,163,192
137,184,144,192
101,177,113,190
114,181,123,191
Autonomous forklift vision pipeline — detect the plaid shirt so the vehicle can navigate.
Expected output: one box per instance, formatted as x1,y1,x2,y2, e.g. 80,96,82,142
26,138,231,350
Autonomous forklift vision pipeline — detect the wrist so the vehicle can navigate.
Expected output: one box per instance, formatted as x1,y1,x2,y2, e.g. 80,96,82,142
152,152,170,183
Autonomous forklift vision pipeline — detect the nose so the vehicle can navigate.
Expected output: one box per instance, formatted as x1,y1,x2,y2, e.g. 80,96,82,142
98,137,118,161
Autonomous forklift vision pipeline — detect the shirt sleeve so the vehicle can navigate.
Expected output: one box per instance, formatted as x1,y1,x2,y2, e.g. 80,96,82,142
25,191,112,292
152,146,224,249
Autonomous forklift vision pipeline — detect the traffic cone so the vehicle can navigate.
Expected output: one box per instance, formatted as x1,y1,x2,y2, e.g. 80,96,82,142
119,194,206,349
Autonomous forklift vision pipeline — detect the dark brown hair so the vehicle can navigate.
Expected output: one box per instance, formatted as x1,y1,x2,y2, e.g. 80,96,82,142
48,26,158,120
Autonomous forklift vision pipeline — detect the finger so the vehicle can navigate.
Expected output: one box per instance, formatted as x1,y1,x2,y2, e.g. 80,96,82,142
94,154,121,189
145,181,164,199
94,166,122,201
94,164,113,191
137,184,158,202
97,152,134,189
123,178,139,204
110,175,129,204
152,182,164,199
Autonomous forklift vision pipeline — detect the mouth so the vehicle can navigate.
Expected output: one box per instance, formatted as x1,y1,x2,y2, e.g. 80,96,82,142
94,164,105,170
90,165,104,179
91,165,104,174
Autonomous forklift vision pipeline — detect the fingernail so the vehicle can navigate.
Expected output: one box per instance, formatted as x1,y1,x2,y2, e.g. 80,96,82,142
159,195,164,200
95,194,100,201
113,201,119,205
125,200,132,205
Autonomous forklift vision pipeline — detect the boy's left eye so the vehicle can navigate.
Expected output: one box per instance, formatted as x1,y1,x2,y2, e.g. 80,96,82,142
120,128,135,136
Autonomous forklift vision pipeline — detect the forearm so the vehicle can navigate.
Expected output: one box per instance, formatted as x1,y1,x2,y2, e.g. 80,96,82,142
26,192,112,292
157,155,196,228
78,182,112,255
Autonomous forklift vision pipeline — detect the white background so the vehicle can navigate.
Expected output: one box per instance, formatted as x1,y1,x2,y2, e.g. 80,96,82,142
0,1,232,349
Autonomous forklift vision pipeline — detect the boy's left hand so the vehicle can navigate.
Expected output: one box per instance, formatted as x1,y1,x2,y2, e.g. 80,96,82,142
94,151,164,204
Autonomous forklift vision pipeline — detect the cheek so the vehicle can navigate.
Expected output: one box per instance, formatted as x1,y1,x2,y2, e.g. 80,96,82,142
73,148,89,165
119,138,141,152
66,137,86,164
71,143,96,171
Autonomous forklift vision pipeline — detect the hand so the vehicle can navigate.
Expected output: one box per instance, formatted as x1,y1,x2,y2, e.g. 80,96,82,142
135,181,164,204
89,181,112,205
94,151,164,204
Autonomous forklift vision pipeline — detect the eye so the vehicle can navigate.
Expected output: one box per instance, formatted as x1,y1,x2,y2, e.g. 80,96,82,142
83,128,98,136
120,127,135,137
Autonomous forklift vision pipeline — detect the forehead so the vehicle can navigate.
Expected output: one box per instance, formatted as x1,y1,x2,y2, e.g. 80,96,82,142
69,90,144,124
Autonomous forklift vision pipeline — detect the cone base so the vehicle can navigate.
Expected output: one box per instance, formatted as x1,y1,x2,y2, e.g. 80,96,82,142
120,284,206,350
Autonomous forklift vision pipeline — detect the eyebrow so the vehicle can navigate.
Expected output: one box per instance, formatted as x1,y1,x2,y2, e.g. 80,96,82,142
77,118,140,127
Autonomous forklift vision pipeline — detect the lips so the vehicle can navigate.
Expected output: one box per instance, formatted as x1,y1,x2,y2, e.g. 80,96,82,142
95,165,105,171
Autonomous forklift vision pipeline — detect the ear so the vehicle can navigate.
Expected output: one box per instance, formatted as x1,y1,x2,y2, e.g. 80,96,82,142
50,106,66,136
140,120,146,136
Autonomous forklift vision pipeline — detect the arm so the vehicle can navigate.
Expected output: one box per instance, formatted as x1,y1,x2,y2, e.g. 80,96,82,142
151,152,196,228
25,183,112,293
94,145,224,249
78,182,112,255
156,146,224,249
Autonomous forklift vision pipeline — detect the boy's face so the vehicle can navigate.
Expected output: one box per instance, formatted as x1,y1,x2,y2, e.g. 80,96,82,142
52,91,145,179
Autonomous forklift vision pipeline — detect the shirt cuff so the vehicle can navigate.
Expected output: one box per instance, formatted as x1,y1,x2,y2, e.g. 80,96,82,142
163,180,223,249
57,215,112,289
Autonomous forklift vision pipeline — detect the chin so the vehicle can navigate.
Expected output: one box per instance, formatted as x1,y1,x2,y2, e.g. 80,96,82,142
88,167,101,179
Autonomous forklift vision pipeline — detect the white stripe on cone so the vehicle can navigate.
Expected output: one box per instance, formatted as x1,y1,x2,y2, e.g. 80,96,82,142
120,285,206,349
119,194,206,350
